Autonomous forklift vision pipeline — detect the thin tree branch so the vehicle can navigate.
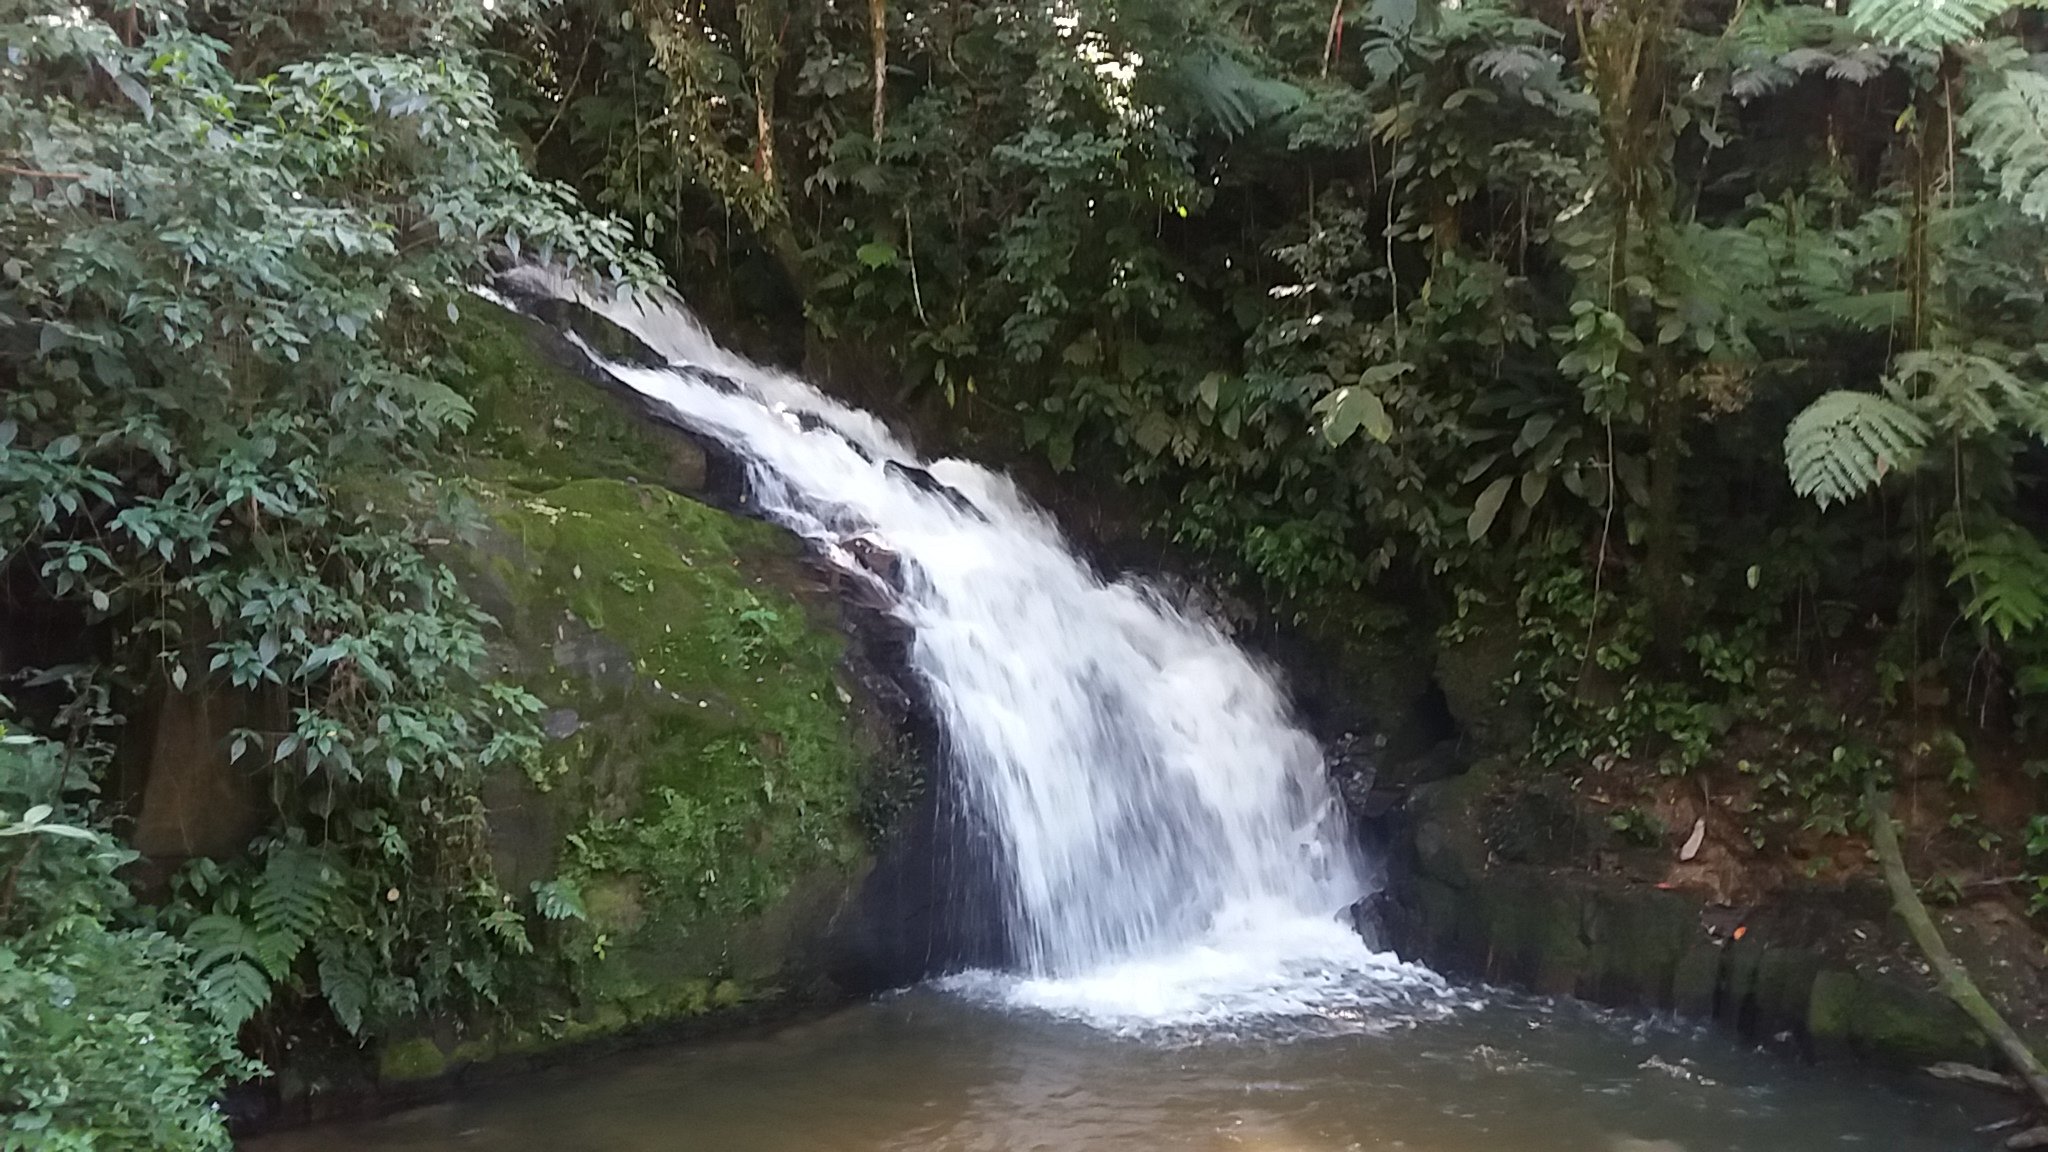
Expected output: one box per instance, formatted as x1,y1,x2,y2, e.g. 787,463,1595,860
1,164,86,181
1866,778,2048,1114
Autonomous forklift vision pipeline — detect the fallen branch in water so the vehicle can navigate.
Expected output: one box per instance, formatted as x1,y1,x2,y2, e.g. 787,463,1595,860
1866,778,2048,1117
1928,1060,2023,1093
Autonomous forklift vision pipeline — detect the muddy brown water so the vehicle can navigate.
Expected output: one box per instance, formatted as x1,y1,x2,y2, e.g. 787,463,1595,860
247,987,1998,1152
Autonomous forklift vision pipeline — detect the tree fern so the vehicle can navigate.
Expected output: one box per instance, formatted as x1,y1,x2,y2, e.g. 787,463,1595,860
1784,390,1933,507
1847,0,2016,50
1961,68,2048,223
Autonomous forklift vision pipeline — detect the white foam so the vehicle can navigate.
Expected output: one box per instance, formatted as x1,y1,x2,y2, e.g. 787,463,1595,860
941,912,1457,1038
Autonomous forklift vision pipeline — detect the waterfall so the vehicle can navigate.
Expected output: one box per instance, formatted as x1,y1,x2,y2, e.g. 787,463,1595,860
489,270,1445,1032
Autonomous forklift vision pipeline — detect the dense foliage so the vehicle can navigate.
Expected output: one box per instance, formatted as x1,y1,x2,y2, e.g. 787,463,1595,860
496,0,2048,775
1,724,258,1151
2,0,2046,1137
1,0,642,1137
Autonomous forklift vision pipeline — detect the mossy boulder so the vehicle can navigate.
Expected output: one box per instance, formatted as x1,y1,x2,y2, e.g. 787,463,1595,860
449,301,710,496
1407,761,1496,891
1808,969,1991,1067
376,1037,447,1085
433,301,886,1053
1433,602,1535,754
1477,873,1590,995
461,472,870,1019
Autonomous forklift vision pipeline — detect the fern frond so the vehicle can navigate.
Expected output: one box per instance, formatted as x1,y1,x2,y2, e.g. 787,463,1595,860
1730,61,1798,100
1814,290,1909,331
1825,47,1893,83
1784,389,1932,507
1474,44,1565,92
251,844,341,978
1943,523,2048,640
314,934,375,1036
532,878,588,922
186,914,273,1029
1890,349,2044,435
1170,50,1305,139
1961,68,2048,223
1847,0,2015,49
186,912,263,971
199,959,273,1031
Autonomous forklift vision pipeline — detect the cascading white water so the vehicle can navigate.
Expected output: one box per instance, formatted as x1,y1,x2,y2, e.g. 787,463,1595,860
491,270,1448,1032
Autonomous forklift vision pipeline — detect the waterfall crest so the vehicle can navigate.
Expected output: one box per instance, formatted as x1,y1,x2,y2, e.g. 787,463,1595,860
491,270,1446,1032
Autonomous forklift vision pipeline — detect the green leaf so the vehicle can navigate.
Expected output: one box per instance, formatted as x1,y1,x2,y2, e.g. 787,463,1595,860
1316,362,1408,445
1317,387,1395,445
856,241,899,269
1133,412,1175,456
1468,476,1514,541
1783,390,1932,508
1513,414,1557,456
315,936,374,1036
1944,523,2048,641
1961,69,2048,223
1846,0,2015,49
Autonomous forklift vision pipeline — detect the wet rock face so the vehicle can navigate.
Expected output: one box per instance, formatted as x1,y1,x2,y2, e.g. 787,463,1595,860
843,535,905,592
827,783,1015,992
1374,763,1994,1071
474,286,1015,996
882,460,983,520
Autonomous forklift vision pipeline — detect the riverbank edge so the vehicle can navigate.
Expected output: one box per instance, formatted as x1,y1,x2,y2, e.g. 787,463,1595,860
1370,758,2012,1076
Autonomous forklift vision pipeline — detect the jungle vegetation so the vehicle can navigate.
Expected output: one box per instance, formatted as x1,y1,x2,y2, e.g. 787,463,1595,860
3,0,2047,1144
489,0,2048,869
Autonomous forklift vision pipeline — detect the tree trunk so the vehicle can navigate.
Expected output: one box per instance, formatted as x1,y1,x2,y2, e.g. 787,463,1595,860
1866,778,2048,1113
869,0,888,140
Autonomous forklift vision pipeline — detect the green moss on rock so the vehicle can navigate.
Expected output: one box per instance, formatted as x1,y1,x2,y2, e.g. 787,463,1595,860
1479,874,1588,995
1824,972,1990,1067
1807,969,1860,1054
421,300,881,1061
1672,943,1723,1019
1752,948,1822,1041
377,1038,447,1085
1579,887,1693,1009
450,303,704,494
466,478,867,1017
1408,762,1497,891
